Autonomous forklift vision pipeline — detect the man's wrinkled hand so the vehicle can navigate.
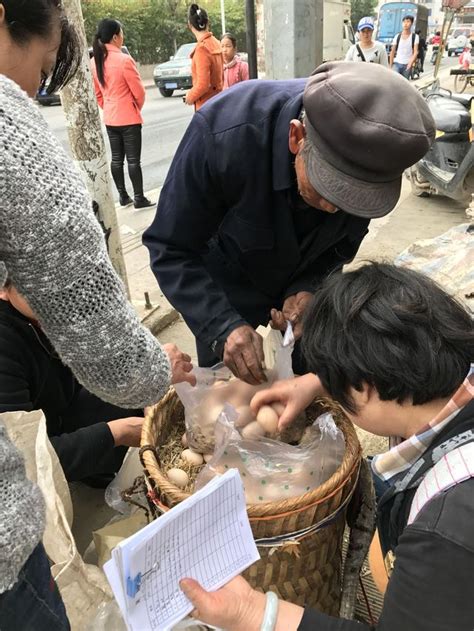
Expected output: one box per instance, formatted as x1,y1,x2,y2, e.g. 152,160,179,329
162,343,196,386
223,325,266,385
270,291,313,338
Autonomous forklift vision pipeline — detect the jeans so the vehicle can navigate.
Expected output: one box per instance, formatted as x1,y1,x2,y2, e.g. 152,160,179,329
393,62,410,78
0,544,70,631
106,124,144,199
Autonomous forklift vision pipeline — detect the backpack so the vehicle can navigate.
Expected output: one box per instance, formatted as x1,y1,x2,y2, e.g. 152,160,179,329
395,32,416,53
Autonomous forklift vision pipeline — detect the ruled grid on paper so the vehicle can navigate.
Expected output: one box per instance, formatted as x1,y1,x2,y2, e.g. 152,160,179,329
104,469,259,631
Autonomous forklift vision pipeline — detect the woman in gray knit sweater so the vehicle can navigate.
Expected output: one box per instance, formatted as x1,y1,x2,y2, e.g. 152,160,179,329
0,1,193,626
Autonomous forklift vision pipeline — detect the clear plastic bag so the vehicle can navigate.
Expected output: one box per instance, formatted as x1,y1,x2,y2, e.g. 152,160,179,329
105,447,143,514
195,408,345,503
175,324,294,453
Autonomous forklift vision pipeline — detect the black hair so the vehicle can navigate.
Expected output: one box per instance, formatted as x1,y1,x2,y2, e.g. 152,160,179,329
221,32,237,47
2,0,81,93
404,15,415,23
188,4,209,31
435,30,441,35
93,18,122,87
302,262,473,413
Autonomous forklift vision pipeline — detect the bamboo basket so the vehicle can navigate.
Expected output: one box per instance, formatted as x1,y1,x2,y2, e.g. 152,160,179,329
140,387,362,616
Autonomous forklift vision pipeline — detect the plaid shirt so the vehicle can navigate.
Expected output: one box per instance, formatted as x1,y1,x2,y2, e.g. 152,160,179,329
372,363,474,482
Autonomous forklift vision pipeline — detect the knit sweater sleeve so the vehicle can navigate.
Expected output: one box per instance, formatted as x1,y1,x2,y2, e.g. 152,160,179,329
0,76,171,409
0,422,45,593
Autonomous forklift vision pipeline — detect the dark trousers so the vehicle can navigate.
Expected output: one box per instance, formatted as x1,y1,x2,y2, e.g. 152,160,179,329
106,124,144,199
0,544,70,631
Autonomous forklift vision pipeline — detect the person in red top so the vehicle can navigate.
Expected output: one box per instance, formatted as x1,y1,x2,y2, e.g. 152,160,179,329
221,33,250,90
432,31,441,45
185,4,223,110
91,19,153,209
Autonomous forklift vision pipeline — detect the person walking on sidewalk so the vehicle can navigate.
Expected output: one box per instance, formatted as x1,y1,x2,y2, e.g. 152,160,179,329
144,62,434,385
92,18,153,209
184,4,223,110
389,15,419,78
221,33,249,89
345,17,388,66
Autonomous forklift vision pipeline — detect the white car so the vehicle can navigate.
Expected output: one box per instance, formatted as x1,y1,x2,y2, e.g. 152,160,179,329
447,29,470,56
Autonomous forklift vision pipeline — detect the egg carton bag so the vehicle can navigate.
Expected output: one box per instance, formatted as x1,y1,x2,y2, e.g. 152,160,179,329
174,324,295,454
195,407,345,503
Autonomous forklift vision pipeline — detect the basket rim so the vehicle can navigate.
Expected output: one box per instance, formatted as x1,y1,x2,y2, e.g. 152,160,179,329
141,387,362,516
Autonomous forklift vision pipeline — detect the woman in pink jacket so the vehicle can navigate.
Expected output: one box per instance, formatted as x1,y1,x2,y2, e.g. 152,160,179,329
92,19,152,209
221,33,249,89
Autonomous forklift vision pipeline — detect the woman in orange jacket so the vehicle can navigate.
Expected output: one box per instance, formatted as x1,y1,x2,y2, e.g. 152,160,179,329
92,19,153,209
185,4,224,111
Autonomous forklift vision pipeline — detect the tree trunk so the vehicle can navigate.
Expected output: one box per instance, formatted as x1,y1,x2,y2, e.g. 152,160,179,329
60,0,130,296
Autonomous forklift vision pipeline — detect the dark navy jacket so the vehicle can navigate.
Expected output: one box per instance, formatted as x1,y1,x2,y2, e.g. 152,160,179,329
143,80,369,351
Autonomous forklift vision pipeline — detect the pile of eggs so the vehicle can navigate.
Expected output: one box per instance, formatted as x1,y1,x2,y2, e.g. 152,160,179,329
238,402,284,439
166,434,213,489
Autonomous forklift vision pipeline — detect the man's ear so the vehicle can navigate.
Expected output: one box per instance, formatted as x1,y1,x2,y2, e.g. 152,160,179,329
289,119,306,155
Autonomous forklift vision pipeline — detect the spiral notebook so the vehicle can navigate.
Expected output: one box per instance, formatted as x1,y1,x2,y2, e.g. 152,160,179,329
104,468,259,631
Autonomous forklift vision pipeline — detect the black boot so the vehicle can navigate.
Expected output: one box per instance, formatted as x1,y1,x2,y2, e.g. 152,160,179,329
119,192,133,206
133,195,154,209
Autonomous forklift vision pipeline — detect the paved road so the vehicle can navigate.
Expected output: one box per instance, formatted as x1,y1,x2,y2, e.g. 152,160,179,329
41,87,193,201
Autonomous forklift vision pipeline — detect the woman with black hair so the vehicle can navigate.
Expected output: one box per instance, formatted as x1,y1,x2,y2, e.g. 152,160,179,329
0,0,193,626
92,18,153,208
179,263,474,631
184,3,223,110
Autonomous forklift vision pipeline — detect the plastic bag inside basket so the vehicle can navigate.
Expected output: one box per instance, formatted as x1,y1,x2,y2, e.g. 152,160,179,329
195,406,345,503
175,325,294,453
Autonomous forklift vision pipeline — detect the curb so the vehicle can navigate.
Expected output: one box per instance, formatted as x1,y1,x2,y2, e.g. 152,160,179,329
141,303,179,335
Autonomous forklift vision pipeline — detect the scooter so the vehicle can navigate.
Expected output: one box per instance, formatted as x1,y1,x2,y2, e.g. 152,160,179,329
407,83,474,204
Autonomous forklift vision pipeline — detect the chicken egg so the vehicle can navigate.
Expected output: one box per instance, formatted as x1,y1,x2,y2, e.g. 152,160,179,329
167,468,189,488
181,449,204,466
241,421,266,440
256,405,279,434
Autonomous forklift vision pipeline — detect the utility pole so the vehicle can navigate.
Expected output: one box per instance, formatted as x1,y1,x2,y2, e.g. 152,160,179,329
257,0,323,80
246,0,258,78
220,0,226,34
60,0,130,296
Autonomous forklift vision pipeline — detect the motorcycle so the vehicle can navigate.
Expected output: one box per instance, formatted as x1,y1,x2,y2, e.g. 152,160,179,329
407,82,474,204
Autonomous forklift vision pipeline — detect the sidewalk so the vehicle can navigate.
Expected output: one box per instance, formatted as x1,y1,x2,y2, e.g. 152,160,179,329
119,187,179,335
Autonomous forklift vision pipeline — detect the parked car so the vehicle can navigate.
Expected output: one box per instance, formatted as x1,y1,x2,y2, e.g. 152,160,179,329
153,43,196,97
447,28,471,56
36,85,61,106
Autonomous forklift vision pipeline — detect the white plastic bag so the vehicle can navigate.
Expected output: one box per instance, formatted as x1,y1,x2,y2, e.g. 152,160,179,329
195,408,345,503
175,324,294,453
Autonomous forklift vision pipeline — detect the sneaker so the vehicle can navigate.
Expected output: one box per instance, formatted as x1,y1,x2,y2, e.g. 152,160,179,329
134,196,154,209
119,194,133,206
